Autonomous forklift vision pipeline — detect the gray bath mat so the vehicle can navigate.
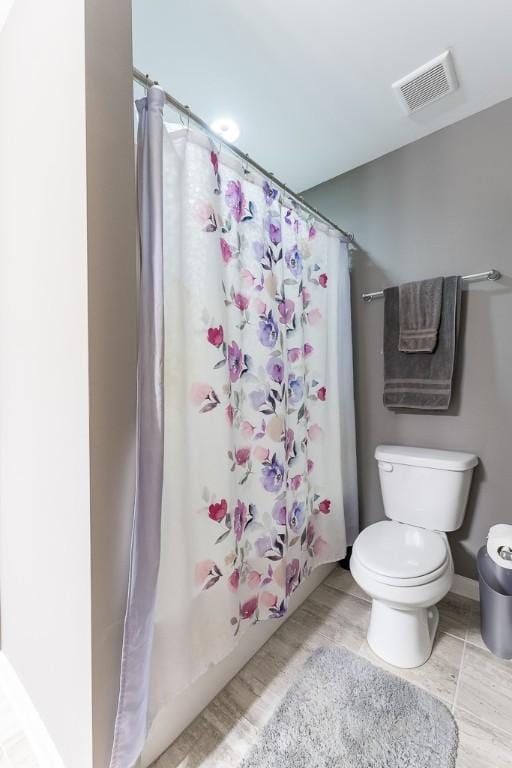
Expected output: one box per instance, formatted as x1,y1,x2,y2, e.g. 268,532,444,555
241,646,458,768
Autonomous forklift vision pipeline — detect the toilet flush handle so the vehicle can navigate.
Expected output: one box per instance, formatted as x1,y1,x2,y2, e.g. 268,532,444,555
378,461,394,472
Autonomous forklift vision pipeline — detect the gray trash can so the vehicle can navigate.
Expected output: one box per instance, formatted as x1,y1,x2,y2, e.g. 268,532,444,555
477,546,512,659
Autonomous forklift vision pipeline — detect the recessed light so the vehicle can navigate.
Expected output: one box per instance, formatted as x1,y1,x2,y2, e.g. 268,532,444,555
210,117,240,143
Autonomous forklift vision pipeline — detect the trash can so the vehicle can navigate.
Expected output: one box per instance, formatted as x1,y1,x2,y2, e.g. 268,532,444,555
477,546,512,659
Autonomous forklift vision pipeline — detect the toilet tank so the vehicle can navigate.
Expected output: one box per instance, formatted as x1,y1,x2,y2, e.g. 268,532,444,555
375,445,478,532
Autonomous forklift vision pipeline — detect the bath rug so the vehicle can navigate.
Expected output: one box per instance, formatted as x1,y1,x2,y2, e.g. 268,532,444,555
240,646,458,768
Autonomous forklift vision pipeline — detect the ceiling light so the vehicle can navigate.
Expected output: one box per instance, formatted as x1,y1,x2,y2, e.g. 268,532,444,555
210,117,240,143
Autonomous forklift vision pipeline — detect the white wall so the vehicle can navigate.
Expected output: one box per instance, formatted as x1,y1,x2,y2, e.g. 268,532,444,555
0,2,93,767
0,1,137,767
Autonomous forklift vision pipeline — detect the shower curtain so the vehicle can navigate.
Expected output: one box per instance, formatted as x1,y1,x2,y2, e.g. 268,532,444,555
110,85,358,768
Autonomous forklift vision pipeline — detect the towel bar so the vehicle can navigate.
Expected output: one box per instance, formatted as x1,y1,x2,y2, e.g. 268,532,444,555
362,269,501,302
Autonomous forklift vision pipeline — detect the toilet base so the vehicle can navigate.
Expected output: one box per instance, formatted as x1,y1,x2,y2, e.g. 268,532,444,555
367,600,439,668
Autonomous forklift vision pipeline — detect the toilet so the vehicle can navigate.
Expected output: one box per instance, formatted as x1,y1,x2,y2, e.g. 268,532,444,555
351,445,478,668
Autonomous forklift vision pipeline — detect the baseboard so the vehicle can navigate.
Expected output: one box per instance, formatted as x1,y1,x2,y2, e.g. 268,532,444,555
451,574,480,601
0,652,65,768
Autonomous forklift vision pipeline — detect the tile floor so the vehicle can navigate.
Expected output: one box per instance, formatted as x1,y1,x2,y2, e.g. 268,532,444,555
152,567,512,768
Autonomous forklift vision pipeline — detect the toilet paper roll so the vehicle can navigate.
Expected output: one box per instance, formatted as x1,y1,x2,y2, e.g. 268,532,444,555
487,524,512,570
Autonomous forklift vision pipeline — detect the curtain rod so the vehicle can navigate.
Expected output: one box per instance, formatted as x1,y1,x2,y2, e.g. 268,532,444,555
361,269,502,302
133,67,353,242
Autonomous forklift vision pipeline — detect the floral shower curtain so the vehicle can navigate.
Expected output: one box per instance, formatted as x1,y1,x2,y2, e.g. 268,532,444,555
110,86,358,768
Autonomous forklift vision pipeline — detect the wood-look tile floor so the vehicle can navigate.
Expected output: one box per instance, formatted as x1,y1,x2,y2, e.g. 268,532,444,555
152,568,512,768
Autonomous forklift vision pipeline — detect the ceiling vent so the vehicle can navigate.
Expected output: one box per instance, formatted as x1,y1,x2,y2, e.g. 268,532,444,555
392,51,458,114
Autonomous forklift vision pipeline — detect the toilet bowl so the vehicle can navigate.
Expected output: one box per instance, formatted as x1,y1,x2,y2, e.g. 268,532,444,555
351,445,478,668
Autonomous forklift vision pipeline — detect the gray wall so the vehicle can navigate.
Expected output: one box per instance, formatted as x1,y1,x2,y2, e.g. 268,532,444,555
305,98,512,579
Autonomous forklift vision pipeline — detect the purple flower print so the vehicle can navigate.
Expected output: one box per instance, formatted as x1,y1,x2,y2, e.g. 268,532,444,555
250,389,267,410
225,180,246,222
258,311,278,348
255,535,274,558
233,499,248,541
228,341,243,382
285,245,302,278
253,241,264,261
261,454,284,493
263,180,278,205
266,357,284,383
288,501,306,533
286,558,300,596
288,375,303,406
278,298,295,325
272,500,287,526
265,214,281,246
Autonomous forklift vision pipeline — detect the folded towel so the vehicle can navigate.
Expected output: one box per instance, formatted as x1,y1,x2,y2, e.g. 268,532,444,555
383,276,462,410
398,276,443,352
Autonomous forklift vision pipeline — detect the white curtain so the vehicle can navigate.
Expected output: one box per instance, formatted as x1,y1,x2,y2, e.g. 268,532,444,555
111,88,358,768
149,122,355,718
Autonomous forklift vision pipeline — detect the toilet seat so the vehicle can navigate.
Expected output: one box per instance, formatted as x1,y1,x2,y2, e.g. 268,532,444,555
352,521,449,587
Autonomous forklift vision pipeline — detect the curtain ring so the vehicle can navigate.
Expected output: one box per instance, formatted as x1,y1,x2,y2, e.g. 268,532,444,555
242,152,251,177
179,108,191,130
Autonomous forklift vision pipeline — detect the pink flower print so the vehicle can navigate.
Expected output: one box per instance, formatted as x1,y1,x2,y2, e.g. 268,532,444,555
319,273,328,288
241,420,254,437
241,268,255,286
194,200,215,225
208,499,227,523
195,560,222,589
220,238,233,263
225,404,234,424
319,499,331,514
308,424,323,441
260,591,278,609
247,570,262,590
228,569,240,592
225,179,246,222
235,447,251,466
227,341,242,382
278,298,295,325
309,224,317,239
308,308,322,326
303,343,314,357
287,347,302,363
207,325,224,347
233,499,248,541
307,459,314,473
313,537,328,557
253,445,270,462
240,596,258,619
190,383,219,411
302,287,311,305
290,474,302,491
210,150,219,175
253,298,267,315
234,292,249,311
317,386,327,401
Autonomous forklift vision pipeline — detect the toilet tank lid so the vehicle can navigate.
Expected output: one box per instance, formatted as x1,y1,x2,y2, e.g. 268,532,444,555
375,445,479,471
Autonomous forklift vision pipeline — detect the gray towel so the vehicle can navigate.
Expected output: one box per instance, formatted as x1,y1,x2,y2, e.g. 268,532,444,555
383,276,462,410
398,277,443,352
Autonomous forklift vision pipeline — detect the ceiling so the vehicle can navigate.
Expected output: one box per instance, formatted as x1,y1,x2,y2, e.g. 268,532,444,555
132,0,512,191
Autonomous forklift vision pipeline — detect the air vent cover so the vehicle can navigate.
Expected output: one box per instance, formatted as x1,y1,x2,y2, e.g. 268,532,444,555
393,51,458,114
